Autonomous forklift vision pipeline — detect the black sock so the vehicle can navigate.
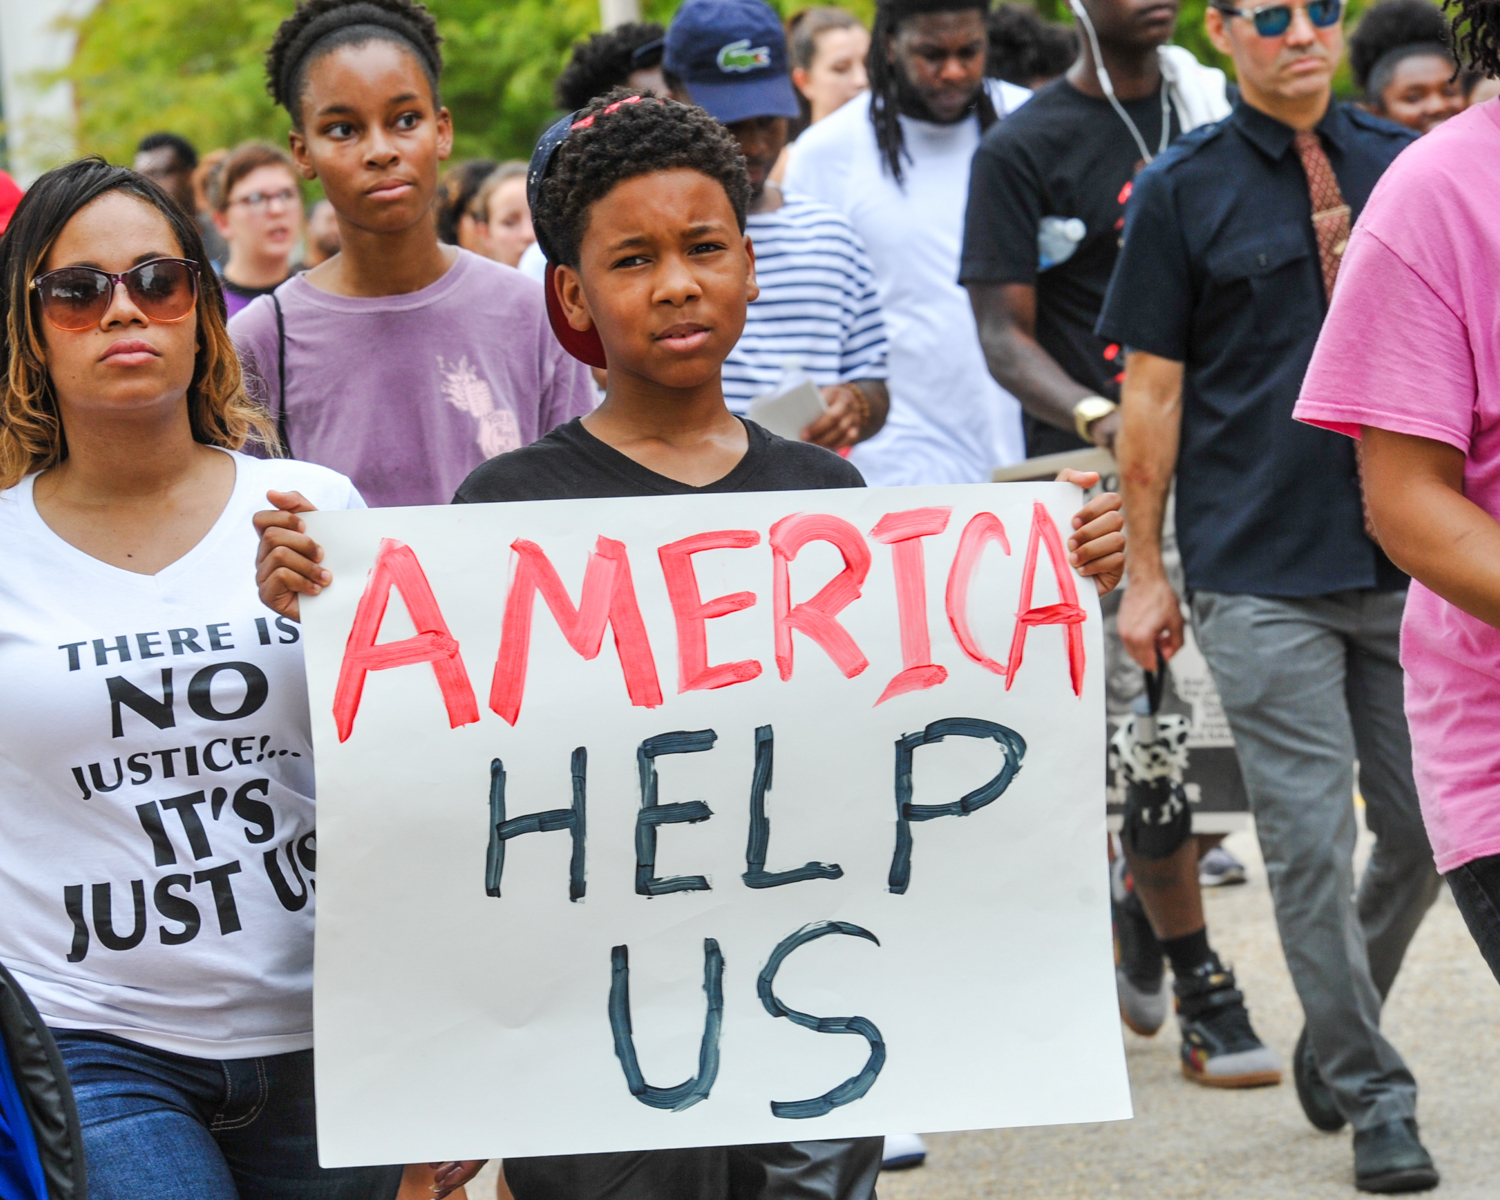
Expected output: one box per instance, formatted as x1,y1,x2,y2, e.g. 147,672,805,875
1161,926,1214,977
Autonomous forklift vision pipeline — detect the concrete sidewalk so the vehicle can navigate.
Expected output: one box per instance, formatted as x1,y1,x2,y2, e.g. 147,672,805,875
879,827,1500,1199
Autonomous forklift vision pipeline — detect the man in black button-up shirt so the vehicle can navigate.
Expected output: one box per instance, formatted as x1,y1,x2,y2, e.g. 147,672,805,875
1102,100,1412,596
1098,0,1443,1191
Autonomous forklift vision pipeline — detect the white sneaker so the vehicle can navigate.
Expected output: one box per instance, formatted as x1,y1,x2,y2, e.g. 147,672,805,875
1116,962,1171,1037
881,1133,927,1170
1199,845,1248,888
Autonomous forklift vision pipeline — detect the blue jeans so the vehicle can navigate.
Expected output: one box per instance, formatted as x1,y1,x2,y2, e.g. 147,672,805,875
53,1031,402,1200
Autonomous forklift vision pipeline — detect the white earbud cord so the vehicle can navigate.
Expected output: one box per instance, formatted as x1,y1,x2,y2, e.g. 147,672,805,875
1069,0,1171,164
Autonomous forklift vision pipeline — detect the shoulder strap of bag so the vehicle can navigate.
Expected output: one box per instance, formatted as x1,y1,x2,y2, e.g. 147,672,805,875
0,961,87,1200
271,292,292,458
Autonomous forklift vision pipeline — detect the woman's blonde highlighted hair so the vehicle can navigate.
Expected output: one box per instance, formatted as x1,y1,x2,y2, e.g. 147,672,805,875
0,157,279,492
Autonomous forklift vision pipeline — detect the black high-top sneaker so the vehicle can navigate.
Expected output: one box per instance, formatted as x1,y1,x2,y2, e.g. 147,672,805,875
1174,955,1282,1088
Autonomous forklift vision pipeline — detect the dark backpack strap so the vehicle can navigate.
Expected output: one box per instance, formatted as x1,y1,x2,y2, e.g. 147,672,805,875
0,961,87,1200
271,292,292,458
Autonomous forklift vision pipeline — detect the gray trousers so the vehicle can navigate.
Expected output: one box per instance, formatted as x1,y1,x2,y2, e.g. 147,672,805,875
1190,589,1442,1131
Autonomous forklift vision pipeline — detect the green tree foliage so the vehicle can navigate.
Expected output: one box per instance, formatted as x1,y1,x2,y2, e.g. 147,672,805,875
62,0,295,167
1168,0,1234,77
58,0,844,168
439,0,869,160
63,0,609,166
418,0,608,162
58,0,1388,172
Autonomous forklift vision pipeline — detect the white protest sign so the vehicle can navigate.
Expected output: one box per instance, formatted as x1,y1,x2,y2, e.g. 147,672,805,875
300,482,1130,1166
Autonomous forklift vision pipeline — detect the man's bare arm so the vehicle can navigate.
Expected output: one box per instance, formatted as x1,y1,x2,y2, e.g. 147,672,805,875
1362,426,1500,630
966,281,1120,448
1115,350,1185,669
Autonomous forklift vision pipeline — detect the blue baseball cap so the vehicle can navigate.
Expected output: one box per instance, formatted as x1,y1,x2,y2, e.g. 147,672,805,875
665,0,801,125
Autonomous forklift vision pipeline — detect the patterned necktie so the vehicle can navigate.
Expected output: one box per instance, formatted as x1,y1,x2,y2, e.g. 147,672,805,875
1293,129,1351,302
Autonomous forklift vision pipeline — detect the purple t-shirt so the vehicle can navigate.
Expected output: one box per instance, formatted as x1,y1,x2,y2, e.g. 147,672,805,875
224,289,252,320
229,250,596,508
1296,100,1500,873
221,278,277,321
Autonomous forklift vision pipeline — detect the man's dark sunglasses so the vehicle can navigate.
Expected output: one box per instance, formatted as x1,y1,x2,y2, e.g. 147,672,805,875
30,258,201,332
1212,0,1342,37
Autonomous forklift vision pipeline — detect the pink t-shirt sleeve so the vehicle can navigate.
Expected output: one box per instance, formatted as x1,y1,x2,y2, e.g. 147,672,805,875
1295,226,1476,451
1294,102,1500,875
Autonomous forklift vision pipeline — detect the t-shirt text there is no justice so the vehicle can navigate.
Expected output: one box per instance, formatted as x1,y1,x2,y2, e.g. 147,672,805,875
0,452,362,1058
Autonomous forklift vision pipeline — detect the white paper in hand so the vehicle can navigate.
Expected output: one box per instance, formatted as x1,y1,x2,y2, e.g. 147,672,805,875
747,378,825,440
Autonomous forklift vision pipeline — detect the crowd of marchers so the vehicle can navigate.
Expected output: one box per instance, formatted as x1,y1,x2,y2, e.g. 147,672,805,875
0,0,1497,1197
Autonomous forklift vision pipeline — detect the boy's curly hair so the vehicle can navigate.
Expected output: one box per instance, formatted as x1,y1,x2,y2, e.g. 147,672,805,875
534,89,751,270
266,0,443,124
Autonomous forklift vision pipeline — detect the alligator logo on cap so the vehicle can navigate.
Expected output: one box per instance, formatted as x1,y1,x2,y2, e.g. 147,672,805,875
717,39,772,72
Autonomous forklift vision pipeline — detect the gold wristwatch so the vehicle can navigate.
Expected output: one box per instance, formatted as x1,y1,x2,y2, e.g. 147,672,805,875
1073,395,1118,443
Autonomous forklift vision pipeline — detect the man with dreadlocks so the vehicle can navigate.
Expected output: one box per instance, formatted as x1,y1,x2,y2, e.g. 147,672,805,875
784,0,1030,487
1296,2,1500,993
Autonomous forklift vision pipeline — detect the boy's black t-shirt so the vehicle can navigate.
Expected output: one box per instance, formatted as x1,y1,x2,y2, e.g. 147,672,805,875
453,413,874,1200
453,414,865,503
960,78,1181,457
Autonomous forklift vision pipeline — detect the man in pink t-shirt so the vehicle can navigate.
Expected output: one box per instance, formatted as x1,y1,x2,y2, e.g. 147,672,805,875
1296,90,1500,984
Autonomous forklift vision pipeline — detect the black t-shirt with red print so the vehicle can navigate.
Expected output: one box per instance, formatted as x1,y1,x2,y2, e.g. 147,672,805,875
960,78,1181,456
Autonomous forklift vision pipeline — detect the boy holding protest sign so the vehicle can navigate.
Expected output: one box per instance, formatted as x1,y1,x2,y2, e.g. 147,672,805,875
255,90,1124,1200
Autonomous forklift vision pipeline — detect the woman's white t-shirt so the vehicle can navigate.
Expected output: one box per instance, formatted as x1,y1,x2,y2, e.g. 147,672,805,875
0,450,362,1059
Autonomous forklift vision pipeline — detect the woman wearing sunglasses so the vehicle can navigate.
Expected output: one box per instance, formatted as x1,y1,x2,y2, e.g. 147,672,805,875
0,157,401,1199
209,141,305,319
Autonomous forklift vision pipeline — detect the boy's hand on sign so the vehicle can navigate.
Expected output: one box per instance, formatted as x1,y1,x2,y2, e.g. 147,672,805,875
1057,469,1125,597
429,1159,487,1197
254,490,330,622
801,383,865,450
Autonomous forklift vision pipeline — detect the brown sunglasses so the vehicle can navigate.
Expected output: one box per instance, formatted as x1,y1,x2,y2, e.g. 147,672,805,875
30,257,201,332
